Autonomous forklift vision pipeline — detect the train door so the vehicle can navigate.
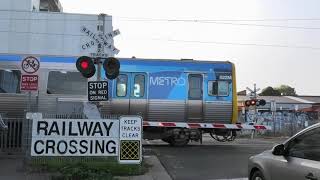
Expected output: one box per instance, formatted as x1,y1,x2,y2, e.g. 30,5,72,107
187,74,203,121
113,73,147,118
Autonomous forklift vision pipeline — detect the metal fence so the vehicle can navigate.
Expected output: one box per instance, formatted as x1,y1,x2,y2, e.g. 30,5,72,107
0,116,24,155
239,111,320,137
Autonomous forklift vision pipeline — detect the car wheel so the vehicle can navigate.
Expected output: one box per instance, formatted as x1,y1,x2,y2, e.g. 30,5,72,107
251,170,265,180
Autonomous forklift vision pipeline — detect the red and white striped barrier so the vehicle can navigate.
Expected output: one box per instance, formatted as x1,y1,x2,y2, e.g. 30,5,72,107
143,121,271,130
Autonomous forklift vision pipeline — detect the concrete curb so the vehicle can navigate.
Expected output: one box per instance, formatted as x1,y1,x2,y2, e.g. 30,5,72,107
116,155,172,180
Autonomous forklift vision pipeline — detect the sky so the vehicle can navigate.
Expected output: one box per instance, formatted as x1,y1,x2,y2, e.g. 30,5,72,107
59,0,320,95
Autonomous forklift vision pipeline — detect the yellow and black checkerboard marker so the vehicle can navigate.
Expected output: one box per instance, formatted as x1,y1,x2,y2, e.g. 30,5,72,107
120,140,140,161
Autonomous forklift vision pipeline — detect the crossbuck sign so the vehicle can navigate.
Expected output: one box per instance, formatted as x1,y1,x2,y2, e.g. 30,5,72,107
80,26,120,57
29,113,142,164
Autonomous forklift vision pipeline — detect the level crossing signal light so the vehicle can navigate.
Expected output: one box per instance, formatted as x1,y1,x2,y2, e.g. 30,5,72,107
103,57,120,80
245,99,266,107
76,56,96,78
76,56,120,79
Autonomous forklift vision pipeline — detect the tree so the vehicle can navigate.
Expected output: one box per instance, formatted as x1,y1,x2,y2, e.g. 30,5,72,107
275,85,297,96
259,86,281,96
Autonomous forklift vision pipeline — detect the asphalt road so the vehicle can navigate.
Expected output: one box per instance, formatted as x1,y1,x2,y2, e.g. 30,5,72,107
144,137,287,180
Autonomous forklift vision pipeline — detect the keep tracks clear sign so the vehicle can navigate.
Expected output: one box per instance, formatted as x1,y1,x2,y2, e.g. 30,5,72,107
119,116,142,164
29,113,143,164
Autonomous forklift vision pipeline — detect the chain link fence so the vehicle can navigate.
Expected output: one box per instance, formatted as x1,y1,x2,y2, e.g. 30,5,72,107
239,111,320,137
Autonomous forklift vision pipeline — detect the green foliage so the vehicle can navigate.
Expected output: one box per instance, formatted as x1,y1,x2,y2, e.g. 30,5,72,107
260,85,297,96
275,85,297,96
259,86,281,96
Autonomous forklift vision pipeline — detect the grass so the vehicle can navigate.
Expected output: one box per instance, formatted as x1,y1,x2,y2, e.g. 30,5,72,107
27,157,149,180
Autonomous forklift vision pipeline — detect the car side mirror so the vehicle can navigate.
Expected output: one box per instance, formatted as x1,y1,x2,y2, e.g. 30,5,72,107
272,144,285,156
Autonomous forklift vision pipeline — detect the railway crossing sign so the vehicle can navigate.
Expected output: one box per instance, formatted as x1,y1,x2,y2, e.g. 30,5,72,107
88,81,108,101
29,113,143,164
80,26,120,57
20,56,40,91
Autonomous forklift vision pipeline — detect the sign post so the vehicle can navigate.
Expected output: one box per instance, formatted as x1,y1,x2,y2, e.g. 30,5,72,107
20,56,40,112
271,100,277,136
80,15,121,111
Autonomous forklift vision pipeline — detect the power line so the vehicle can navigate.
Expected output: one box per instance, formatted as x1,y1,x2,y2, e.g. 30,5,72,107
0,30,82,37
1,9,320,22
1,16,320,30
168,21,320,30
134,38,320,50
116,17,320,30
0,28,319,50
1,9,320,21
116,16,320,22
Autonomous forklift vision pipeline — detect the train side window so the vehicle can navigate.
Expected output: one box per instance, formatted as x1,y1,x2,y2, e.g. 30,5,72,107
218,81,229,96
132,74,145,98
47,71,86,95
116,74,128,97
208,81,229,96
208,81,218,96
0,69,21,93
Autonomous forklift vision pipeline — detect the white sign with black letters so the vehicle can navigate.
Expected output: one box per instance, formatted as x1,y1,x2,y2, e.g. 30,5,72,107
31,118,119,156
119,116,142,141
119,116,142,164
88,81,108,101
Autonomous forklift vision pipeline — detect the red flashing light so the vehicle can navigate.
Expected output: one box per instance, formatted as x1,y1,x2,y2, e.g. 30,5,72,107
80,60,89,70
245,99,257,107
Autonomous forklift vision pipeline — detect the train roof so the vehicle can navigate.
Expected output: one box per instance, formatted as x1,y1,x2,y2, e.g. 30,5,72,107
0,53,233,65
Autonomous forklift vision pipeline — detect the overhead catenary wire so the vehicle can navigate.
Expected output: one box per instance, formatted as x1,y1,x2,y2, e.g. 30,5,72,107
166,39,320,50
0,15,320,30
127,37,320,50
0,29,319,50
1,10,320,51
1,9,320,21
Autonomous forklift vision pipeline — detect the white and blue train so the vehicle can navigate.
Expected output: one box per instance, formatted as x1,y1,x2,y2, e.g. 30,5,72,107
0,54,239,146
